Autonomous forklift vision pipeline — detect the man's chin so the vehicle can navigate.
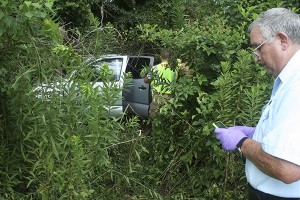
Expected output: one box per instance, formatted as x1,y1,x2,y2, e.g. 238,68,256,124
266,68,277,77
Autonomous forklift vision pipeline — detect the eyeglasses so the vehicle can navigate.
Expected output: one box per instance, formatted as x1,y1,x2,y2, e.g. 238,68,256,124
252,36,274,59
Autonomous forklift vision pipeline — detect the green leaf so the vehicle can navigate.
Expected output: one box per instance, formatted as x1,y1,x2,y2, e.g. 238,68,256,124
25,1,32,8
0,11,4,20
50,135,59,160
45,2,53,10
23,71,31,80
32,3,42,9
0,24,6,37
80,192,88,197
25,11,34,18
134,149,140,161
3,15,13,27
42,115,46,125
39,12,47,19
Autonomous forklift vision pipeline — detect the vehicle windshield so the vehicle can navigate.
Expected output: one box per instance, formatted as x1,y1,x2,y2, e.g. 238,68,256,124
89,58,123,82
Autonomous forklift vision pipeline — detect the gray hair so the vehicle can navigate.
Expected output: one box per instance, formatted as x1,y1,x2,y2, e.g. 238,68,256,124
248,8,300,44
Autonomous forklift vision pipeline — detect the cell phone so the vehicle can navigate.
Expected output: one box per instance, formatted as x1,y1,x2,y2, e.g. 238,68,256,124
213,121,227,129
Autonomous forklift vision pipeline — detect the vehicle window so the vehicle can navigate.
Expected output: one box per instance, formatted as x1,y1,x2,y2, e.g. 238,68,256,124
90,58,123,82
126,57,151,79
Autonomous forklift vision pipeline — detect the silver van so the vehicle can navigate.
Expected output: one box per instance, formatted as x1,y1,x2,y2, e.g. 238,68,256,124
86,54,154,118
35,54,154,118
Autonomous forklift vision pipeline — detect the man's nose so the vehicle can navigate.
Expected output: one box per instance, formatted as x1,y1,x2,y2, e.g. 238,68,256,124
254,56,261,62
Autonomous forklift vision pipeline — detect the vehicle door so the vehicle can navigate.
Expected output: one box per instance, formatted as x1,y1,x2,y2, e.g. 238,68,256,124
123,56,154,118
88,56,127,116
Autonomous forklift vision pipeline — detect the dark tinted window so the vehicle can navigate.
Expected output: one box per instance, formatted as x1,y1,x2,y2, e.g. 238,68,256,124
126,57,151,79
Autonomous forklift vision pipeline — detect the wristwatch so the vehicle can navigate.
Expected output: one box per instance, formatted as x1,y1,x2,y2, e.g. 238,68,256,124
236,137,249,154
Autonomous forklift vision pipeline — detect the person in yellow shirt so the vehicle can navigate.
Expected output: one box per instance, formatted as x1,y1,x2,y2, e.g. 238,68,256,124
144,50,178,116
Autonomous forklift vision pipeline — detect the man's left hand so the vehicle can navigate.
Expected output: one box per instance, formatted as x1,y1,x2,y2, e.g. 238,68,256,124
214,128,247,151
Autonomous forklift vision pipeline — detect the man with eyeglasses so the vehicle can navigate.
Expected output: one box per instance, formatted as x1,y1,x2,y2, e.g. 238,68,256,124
214,8,300,199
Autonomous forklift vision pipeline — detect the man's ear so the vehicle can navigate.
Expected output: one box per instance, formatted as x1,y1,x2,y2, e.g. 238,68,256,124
277,32,289,50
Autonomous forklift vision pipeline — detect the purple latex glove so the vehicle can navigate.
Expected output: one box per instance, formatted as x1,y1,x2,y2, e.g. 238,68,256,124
230,126,256,138
214,128,247,151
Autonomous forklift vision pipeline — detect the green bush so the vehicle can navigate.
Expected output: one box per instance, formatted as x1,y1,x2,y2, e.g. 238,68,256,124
0,1,142,199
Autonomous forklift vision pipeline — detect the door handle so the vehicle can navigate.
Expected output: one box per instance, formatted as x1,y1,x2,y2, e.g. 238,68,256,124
138,85,147,90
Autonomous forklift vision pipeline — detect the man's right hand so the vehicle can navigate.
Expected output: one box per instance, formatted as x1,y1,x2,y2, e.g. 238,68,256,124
144,76,150,83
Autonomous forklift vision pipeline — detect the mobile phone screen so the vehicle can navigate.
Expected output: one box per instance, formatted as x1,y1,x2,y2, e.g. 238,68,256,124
213,121,227,128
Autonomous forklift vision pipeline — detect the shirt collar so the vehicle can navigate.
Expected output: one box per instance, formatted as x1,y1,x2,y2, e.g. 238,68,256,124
271,50,300,96
277,50,300,84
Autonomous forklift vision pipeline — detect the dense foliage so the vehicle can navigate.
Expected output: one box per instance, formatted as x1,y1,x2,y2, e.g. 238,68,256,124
0,0,299,199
